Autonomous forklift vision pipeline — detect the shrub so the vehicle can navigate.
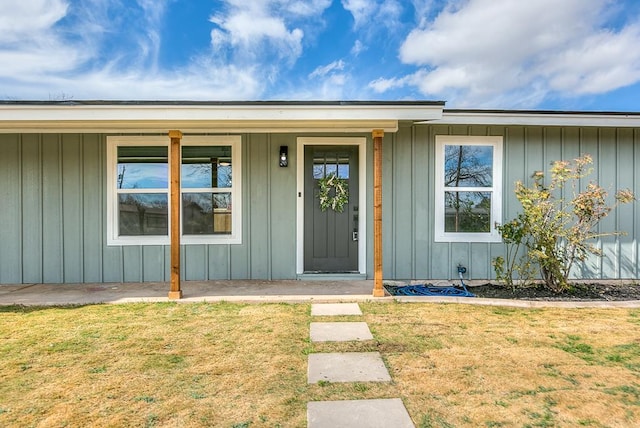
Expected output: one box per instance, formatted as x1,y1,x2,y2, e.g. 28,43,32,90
494,155,635,292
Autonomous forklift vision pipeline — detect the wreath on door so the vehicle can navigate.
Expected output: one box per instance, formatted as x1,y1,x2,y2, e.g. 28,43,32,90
318,173,349,213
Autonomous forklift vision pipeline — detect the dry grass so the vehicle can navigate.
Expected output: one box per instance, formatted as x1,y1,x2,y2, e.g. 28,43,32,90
361,302,640,427
0,303,310,427
0,302,639,427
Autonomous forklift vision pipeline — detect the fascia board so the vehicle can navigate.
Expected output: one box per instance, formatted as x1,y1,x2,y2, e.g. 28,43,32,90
0,119,400,133
429,111,640,128
0,103,442,133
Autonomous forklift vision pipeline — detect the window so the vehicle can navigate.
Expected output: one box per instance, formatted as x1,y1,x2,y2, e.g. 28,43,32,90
107,136,242,245
434,136,502,242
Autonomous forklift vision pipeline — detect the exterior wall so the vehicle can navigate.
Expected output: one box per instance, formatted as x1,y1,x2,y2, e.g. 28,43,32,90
385,123,640,280
0,133,302,283
0,125,638,284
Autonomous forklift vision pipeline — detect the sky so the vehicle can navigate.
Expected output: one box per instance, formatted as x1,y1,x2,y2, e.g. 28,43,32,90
2,0,640,110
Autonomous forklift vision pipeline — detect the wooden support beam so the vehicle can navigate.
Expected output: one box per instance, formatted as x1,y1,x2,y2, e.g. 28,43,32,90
168,130,183,300
372,129,385,297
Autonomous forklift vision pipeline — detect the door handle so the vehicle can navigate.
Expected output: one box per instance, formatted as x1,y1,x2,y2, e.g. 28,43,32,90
353,206,359,241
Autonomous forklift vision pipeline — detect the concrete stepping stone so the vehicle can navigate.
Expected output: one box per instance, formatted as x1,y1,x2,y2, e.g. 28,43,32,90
307,398,415,428
311,303,362,316
308,352,391,383
310,322,373,342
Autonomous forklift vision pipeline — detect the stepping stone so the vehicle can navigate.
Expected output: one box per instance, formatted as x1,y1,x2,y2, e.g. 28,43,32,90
308,352,391,383
310,322,373,342
311,303,362,316
307,398,415,428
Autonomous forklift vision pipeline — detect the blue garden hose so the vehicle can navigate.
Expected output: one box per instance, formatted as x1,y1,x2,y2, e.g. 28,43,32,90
384,266,475,297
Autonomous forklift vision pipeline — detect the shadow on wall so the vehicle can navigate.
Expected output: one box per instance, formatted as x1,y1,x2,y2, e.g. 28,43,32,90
576,240,637,280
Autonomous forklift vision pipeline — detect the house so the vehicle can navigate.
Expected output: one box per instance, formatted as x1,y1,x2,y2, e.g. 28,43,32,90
0,101,638,297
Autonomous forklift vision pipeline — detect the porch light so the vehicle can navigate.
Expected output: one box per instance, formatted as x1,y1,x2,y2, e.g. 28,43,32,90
279,145,288,167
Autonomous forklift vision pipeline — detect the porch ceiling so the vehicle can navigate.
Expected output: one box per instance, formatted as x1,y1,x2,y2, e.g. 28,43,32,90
0,101,445,134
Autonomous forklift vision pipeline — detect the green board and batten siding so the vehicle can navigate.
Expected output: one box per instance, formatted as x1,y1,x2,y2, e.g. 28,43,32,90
0,133,299,284
382,123,639,280
0,125,639,284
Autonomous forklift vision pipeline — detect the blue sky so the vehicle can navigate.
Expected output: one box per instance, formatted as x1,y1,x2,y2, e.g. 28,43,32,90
2,0,640,110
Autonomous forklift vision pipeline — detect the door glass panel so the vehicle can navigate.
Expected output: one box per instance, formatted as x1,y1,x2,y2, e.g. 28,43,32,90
118,194,168,235
313,163,324,179
313,153,349,178
337,157,349,178
444,191,491,232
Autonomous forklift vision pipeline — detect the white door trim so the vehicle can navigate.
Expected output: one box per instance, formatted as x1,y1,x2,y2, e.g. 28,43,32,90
296,137,367,275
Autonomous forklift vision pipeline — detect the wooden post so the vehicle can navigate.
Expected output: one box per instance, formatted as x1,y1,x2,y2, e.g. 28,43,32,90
372,129,385,297
168,130,183,300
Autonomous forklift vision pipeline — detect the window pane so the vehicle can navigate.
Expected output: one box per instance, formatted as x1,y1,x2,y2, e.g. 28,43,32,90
444,191,491,233
118,194,168,235
337,156,349,179
117,146,168,189
313,152,350,178
182,146,232,188
182,192,232,235
312,164,324,179
444,145,493,187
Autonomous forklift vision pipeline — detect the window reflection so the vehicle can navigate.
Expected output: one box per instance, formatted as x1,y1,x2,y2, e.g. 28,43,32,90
444,191,491,233
182,146,232,188
182,192,232,235
118,194,168,235
313,153,350,179
444,145,493,187
117,146,168,189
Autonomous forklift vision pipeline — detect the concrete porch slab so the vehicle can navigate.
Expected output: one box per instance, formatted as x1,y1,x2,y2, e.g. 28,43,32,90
308,352,391,383
307,398,414,428
311,303,362,316
310,322,373,342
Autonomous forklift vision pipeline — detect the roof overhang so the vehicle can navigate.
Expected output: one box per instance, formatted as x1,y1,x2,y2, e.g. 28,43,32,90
430,109,640,128
0,101,445,133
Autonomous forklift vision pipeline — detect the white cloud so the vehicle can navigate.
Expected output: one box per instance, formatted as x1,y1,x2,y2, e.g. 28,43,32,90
309,60,346,78
351,40,365,56
342,0,403,33
0,0,267,100
384,0,640,107
209,0,331,65
0,0,68,43
135,0,171,70
341,0,377,28
369,76,402,93
0,0,94,77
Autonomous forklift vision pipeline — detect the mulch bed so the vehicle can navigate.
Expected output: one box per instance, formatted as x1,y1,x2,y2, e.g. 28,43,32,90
470,282,640,301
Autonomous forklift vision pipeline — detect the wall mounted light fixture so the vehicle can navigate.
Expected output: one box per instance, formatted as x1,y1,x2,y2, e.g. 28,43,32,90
279,145,288,167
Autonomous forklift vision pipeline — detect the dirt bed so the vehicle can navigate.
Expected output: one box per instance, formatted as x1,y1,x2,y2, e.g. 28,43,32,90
471,282,640,301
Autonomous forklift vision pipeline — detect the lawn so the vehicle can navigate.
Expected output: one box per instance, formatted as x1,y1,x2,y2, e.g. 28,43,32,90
0,302,638,427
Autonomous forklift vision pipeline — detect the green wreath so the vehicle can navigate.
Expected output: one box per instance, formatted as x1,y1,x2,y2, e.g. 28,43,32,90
318,173,349,213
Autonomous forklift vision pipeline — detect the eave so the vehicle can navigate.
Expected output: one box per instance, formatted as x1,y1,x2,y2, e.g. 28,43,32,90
432,109,640,128
0,101,445,134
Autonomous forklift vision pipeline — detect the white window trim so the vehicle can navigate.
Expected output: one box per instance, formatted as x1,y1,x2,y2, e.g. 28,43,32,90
106,135,242,246
434,135,503,243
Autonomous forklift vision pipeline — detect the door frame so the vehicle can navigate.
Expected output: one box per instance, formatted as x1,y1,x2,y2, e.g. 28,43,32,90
296,137,367,275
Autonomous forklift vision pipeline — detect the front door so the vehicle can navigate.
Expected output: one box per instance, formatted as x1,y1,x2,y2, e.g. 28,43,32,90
304,145,359,272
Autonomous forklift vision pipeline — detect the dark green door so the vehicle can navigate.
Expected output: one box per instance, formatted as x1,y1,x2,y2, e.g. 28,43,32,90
304,146,359,272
